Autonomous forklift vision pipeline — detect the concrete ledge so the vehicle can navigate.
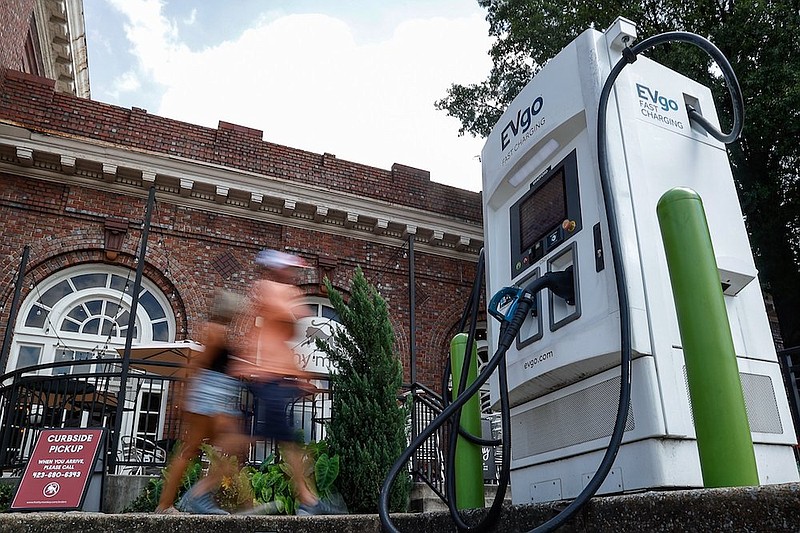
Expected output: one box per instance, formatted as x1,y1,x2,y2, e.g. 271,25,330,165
0,483,797,532
506,483,800,532
103,475,156,513
410,482,511,512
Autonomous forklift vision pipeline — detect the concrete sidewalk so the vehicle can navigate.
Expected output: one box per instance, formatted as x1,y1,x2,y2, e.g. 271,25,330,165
0,483,798,532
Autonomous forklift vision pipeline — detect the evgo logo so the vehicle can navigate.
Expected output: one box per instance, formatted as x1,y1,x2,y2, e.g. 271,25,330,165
636,83,679,111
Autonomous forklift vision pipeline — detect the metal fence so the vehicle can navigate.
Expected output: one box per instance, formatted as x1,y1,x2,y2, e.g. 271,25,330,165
778,346,800,446
406,383,448,498
0,357,500,502
406,382,502,499
0,357,331,476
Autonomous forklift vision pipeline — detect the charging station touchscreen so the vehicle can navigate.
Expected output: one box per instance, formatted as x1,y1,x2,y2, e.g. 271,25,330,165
510,150,581,278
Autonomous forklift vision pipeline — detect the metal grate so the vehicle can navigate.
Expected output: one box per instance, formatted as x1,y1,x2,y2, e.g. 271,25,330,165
511,376,635,459
741,373,783,434
683,367,784,434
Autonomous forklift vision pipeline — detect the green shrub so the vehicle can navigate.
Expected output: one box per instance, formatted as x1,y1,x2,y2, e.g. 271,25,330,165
0,483,14,513
122,475,163,513
123,439,342,514
319,267,411,513
122,431,343,514
247,441,342,515
201,444,253,512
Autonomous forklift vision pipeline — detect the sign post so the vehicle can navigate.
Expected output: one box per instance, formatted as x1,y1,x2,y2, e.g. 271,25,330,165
11,428,106,511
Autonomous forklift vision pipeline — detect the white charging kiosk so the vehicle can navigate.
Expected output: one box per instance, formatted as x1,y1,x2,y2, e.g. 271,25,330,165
482,18,799,504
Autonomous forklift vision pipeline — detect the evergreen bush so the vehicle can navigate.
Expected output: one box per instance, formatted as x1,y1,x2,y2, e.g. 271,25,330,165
319,267,410,513
0,483,14,512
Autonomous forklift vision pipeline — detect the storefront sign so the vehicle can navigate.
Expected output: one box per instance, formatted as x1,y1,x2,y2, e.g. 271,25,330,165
11,428,105,511
293,316,340,375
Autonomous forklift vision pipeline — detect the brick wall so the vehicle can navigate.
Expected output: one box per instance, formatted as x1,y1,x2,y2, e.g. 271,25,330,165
0,163,478,391
0,64,486,389
0,70,482,224
0,0,35,74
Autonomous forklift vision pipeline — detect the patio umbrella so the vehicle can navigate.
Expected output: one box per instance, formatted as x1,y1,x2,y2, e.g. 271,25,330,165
116,341,203,379
68,389,118,410
20,377,96,408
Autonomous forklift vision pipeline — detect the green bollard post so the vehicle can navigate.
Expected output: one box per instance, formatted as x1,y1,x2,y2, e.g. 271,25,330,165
450,333,485,509
657,187,759,487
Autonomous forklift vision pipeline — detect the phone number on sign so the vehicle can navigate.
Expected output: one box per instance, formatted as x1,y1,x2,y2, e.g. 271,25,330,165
31,471,81,479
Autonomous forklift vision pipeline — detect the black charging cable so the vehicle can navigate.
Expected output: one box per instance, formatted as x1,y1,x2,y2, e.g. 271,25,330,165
622,31,744,143
378,29,744,533
439,249,509,532
378,267,573,533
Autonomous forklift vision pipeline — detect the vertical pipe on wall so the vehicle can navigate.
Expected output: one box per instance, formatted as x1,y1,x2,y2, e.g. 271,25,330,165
408,235,418,445
109,186,155,470
409,234,416,386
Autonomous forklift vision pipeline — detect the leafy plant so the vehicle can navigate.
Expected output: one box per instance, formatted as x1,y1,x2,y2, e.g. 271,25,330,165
122,439,341,514
312,450,340,499
249,454,296,515
318,268,411,513
201,444,253,512
122,475,164,513
247,441,342,515
0,483,14,513
122,451,202,513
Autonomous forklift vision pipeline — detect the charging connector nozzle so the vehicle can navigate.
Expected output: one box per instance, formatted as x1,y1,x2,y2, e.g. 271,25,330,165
524,266,575,306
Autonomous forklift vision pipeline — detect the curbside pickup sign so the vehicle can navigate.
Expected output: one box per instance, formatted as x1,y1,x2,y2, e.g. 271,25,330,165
11,428,105,511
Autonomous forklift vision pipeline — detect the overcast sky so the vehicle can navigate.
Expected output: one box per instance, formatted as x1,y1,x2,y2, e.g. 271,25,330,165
83,1,493,192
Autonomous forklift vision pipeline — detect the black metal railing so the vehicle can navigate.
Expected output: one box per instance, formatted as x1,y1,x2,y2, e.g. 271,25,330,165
778,346,800,448
0,357,501,490
0,357,331,476
406,382,502,499
407,382,448,498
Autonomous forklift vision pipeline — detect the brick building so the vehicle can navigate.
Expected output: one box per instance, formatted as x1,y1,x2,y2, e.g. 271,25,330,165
0,0,485,449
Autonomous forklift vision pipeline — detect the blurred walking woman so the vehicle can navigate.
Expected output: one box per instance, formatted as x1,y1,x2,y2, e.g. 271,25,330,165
155,290,243,515
231,249,329,514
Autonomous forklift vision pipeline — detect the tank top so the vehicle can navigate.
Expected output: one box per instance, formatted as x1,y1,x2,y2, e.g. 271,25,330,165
207,344,232,375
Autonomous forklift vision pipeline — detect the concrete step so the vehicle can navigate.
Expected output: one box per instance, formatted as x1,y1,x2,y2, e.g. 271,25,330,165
410,482,511,512
0,483,797,532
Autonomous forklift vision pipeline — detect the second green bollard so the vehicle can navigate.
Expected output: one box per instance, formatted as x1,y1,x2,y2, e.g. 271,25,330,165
450,333,485,508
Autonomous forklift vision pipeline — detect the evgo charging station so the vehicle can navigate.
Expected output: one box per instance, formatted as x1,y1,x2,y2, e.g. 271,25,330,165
481,17,800,504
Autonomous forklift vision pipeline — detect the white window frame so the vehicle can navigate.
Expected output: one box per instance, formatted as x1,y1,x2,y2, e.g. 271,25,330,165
7,264,175,374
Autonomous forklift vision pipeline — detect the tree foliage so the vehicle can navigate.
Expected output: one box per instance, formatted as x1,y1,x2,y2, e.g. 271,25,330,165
319,267,410,513
437,0,800,347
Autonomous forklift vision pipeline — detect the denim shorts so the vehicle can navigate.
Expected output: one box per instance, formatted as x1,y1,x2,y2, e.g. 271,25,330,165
184,369,241,417
250,380,303,442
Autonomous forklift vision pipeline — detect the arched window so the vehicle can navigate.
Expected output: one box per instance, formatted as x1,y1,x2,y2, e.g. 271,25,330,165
6,264,175,374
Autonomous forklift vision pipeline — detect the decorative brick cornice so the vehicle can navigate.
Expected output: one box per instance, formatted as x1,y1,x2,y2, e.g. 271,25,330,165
0,123,484,260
